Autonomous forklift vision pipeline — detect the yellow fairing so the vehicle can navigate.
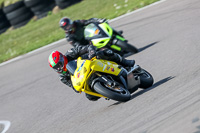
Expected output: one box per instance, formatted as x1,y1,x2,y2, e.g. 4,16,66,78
71,57,122,97
71,58,91,92
91,59,121,75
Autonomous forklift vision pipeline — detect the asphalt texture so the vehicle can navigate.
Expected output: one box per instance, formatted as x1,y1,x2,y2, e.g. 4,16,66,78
1,0,200,132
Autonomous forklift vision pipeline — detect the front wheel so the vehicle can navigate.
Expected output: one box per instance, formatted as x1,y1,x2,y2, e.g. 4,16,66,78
139,69,154,89
93,82,131,102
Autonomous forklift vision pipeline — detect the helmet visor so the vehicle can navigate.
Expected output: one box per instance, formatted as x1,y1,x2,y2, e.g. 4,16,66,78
53,55,64,73
64,19,73,33
65,24,73,33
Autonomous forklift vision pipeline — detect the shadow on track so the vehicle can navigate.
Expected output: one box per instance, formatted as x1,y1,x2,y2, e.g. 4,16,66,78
123,42,158,58
138,42,158,52
130,76,175,100
194,125,200,133
108,76,175,107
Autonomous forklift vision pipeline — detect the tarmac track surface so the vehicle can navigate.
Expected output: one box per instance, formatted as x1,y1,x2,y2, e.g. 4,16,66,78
1,0,200,132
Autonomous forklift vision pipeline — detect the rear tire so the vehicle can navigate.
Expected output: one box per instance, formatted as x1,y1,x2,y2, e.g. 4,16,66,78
93,82,131,102
55,0,81,9
114,39,138,54
139,69,154,89
0,9,10,34
9,11,33,26
24,0,41,7
6,6,29,20
125,43,138,53
3,1,24,14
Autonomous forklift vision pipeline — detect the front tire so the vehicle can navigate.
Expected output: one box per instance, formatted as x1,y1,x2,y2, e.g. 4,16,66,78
139,69,154,89
93,82,131,102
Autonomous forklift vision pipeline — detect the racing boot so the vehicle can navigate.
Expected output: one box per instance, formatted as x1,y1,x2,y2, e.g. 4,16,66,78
116,54,135,67
97,49,135,67
121,59,135,67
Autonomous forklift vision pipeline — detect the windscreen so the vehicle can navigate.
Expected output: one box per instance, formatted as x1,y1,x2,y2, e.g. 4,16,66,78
84,23,100,38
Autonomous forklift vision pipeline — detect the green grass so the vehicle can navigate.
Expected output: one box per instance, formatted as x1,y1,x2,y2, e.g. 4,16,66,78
0,0,159,63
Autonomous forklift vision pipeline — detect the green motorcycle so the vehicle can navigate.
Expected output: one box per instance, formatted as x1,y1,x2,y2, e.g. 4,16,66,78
84,22,138,56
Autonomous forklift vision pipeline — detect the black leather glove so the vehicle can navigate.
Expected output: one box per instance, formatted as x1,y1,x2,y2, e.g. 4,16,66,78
88,45,97,59
59,74,79,93
59,74,72,87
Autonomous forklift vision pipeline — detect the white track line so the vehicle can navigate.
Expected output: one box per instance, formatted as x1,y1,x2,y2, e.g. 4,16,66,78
0,121,11,133
0,0,166,67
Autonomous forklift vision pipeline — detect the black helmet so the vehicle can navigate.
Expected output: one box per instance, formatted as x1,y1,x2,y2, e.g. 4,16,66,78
59,17,73,33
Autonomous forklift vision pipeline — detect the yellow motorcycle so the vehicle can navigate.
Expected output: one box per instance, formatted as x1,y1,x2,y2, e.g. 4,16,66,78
66,57,154,102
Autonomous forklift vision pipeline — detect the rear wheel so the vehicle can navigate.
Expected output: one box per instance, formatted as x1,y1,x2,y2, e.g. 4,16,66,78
125,43,138,53
93,81,131,102
114,39,138,54
139,69,154,89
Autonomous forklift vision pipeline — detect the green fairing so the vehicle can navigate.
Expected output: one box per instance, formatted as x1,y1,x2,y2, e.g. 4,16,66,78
110,45,121,51
92,37,110,48
84,23,124,50
99,23,113,37
49,53,56,67
116,35,126,41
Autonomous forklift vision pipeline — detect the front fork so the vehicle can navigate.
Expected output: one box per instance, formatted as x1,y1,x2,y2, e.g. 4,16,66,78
91,64,141,89
91,73,117,89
